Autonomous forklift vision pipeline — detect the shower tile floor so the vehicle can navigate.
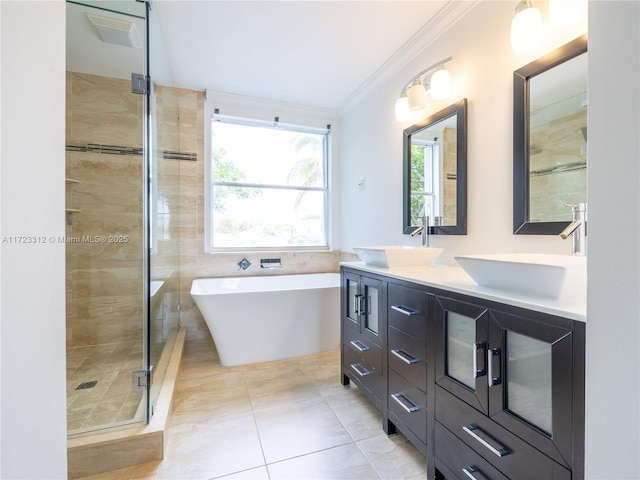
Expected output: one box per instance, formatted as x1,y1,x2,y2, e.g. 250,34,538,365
76,337,429,479
67,341,145,434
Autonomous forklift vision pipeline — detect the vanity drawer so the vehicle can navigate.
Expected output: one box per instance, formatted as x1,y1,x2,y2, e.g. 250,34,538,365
343,322,382,373
343,344,384,402
388,283,428,340
436,387,570,480
435,421,509,480
389,369,427,444
388,326,427,392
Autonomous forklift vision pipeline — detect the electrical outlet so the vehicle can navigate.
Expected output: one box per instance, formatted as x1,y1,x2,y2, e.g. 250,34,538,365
358,177,366,191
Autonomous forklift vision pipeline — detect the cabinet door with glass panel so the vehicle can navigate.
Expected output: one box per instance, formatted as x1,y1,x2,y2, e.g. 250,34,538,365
487,309,582,469
434,295,490,414
343,270,385,346
435,294,583,470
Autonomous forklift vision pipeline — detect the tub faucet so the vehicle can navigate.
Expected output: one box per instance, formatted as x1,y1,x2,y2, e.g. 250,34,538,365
559,203,587,256
238,258,252,270
410,216,430,247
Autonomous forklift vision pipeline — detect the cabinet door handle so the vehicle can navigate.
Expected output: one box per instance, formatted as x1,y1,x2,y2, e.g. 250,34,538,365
391,304,419,316
462,466,490,480
391,348,420,365
391,393,420,413
350,363,371,377
463,424,510,457
487,347,502,387
354,294,363,315
350,340,369,352
473,342,486,378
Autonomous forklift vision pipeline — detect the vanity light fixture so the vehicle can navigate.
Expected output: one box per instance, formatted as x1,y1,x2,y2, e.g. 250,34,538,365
510,0,544,53
395,57,453,122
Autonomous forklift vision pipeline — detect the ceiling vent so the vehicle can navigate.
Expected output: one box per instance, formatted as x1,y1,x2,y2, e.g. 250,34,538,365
85,12,142,48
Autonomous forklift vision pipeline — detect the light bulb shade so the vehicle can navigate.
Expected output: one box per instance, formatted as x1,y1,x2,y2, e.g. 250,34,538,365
395,96,411,122
429,69,452,100
549,0,587,27
510,3,543,53
407,82,427,111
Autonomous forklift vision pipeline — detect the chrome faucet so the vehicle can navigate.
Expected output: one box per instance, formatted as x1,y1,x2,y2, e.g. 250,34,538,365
410,216,430,247
559,203,587,256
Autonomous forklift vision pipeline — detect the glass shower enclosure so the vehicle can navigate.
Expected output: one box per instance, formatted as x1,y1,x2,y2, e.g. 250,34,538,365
65,0,180,436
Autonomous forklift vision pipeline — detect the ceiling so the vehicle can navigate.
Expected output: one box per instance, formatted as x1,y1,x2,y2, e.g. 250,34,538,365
152,1,455,111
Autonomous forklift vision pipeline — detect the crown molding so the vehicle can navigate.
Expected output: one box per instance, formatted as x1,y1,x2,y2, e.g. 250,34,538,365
338,0,482,115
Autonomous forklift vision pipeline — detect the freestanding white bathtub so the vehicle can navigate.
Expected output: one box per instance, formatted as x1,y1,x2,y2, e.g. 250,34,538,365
190,273,341,366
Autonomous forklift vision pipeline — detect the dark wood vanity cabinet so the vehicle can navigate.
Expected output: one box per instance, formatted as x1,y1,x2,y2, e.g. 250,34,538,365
386,283,431,457
433,292,585,480
339,266,585,480
341,268,387,411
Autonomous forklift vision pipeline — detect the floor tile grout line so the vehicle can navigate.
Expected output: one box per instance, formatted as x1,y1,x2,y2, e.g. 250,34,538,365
243,368,271,476
353,439,385,480
262,439,364,474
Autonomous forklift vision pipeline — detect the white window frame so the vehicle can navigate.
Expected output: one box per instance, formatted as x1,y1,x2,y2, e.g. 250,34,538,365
205,113,330,252
411,139,441,224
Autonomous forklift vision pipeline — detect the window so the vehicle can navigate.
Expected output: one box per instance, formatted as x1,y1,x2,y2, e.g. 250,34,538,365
208,117,329,250
410,139,441,225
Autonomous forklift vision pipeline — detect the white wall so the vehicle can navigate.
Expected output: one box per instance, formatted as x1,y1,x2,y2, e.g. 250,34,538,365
339,1,587,265
586,1,640,478
0,1,68,478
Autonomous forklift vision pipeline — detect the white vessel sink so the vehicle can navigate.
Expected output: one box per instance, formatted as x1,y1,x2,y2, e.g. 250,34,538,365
354,246,443,268
455,253,586,299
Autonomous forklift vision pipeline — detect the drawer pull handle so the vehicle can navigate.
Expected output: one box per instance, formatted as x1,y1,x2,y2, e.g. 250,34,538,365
462,466,490,480
391,393,420,413
391,304,419,316
391,348,420,365
463,424,510,457
350,363,371,377
350,340,369,352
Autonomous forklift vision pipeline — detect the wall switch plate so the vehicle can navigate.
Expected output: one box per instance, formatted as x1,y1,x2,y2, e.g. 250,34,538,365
358,177,366,191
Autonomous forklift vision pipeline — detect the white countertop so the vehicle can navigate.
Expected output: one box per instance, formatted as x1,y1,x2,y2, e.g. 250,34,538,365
340,261,586,322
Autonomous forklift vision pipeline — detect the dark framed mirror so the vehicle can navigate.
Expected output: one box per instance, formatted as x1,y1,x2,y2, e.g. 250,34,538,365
513,35,588,234
403,98,467,235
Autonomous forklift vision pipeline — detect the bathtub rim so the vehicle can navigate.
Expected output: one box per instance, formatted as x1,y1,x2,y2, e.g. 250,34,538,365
190,272,341,296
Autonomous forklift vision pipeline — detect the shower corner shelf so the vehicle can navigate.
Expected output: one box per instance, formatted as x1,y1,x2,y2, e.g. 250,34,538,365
66,178,81,224
66,208,81,226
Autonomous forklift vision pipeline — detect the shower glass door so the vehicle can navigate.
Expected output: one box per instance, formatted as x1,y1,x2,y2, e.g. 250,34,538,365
147,1,182,420
65,0,149,435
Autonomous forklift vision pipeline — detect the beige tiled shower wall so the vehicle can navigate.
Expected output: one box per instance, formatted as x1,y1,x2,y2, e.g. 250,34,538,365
170,88,344,340
442,126,457,226
151,84,182,348
65,73,182,348
66,72,145,346
529,109,587,222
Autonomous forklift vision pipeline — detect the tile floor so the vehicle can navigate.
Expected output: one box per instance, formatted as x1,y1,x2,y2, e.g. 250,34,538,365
67,342,145,434
78,337,429,479
67,337,174,435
